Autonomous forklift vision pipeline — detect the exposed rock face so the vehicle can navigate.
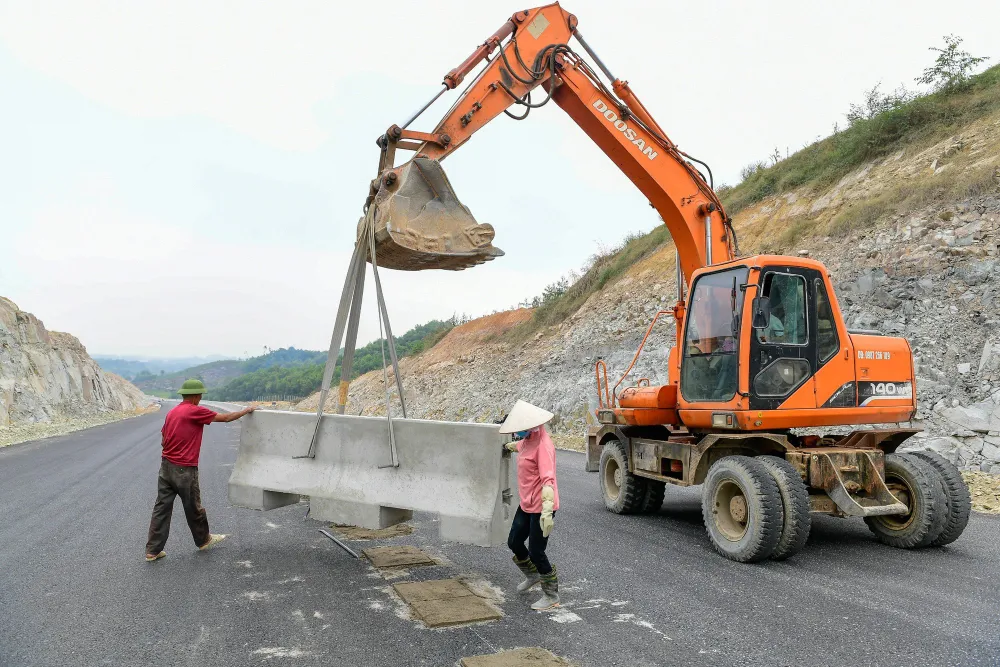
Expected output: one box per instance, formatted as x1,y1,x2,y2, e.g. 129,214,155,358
0,297,147,427
298,113,1000,469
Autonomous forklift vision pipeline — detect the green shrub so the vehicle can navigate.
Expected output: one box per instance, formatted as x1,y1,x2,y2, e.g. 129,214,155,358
721,63,1000,216
512,226,672,337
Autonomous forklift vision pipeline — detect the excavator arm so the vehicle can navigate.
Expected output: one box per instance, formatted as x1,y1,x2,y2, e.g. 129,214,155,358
362,2,737,285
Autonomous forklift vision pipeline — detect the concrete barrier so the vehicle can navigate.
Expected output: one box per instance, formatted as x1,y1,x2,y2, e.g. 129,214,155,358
228,410,518,547
201,401,246,413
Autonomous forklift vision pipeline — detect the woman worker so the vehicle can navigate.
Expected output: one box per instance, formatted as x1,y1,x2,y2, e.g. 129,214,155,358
499,400,560,610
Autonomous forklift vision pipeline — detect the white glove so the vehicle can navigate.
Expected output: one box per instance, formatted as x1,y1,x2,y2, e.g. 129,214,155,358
540,485,555,537
504,441,519,453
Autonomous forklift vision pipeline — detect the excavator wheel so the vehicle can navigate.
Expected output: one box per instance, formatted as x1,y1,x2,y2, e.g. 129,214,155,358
640,480,666,514
599,439,646,514
865,453,948,549
910,451,971,546
701,456,783,563
758,456,812,561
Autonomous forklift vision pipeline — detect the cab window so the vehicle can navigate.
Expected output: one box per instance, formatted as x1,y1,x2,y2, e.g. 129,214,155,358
815,278,839,362
758,273,807,346
681,267,749,402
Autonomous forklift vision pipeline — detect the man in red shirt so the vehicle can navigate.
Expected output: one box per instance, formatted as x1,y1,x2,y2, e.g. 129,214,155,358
145,378,255,562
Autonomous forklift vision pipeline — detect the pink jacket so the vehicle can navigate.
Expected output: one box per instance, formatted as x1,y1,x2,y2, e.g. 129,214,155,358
515,426,559,513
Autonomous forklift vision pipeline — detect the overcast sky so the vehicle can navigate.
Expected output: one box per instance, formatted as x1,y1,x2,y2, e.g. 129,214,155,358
1,1,997,358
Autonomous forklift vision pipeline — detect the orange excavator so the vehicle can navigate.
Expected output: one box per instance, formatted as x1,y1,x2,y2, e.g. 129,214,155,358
359,3,970,561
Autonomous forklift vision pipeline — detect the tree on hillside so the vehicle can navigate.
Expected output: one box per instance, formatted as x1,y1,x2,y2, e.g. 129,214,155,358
739,161,768,182
846,82,913,124
916,35,990,93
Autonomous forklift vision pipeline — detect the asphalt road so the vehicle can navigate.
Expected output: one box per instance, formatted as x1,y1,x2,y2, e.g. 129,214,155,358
2,410,999,667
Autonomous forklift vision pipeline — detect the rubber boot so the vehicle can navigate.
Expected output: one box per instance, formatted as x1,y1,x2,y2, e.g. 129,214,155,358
513,556,540,593
531,567,559,610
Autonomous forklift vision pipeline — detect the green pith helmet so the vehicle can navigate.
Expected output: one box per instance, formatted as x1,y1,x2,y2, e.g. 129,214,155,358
178,379,207,395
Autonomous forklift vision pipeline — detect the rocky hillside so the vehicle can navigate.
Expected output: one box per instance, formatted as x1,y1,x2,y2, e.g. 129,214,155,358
298,101,1000,472
0,297,148,427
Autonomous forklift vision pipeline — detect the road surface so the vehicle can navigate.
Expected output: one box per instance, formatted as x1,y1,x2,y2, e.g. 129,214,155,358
2,409,999,666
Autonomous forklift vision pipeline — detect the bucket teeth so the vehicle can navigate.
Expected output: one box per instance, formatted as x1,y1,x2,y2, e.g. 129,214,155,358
358,158,504,271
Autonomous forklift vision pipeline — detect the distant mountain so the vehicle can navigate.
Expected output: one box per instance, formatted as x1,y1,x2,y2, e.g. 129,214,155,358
130,360,245,396
126,321,455,400
93,355,231,380
207,322,454,401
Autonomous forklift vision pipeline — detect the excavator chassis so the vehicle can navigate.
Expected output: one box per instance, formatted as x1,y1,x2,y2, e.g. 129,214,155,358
583,425,965,562
586,425,914,516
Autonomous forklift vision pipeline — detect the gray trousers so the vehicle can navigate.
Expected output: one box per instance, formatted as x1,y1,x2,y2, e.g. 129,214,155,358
145,459,210,554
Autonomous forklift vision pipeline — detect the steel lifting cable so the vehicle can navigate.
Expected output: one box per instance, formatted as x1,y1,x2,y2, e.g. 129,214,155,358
366,220,403,468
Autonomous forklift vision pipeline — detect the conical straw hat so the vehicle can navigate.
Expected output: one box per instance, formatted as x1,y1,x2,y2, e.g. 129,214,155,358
498,400,554,434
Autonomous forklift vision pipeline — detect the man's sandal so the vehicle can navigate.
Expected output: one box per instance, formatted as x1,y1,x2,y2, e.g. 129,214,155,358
198,534,228,551
145,551,166,562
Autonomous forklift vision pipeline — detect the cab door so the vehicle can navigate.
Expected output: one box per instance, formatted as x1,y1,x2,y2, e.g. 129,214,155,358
813,275,857,408
679,266,750,406
748,268,817,410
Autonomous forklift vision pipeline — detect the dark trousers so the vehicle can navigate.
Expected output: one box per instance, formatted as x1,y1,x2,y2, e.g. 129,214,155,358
507,506,552,575
145,459,210,554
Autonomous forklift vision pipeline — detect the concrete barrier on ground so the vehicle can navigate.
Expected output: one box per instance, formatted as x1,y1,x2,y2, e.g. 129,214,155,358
228,410,518,547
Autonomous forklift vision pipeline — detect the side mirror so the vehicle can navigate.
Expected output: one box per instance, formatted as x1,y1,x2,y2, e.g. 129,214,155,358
751,296,771,329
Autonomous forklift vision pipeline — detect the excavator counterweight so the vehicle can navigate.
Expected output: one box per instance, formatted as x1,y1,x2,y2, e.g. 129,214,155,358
359,158,504,271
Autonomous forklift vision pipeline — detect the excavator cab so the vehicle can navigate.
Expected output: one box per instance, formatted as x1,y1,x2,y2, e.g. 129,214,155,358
675,257,916,429
359,158,504,271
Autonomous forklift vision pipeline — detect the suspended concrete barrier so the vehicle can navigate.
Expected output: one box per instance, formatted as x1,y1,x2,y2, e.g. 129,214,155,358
228,410,518,547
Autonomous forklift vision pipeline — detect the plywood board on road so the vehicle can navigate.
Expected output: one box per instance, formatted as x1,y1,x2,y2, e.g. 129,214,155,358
460,647,573,666
393,578,501,628
363,545,435,568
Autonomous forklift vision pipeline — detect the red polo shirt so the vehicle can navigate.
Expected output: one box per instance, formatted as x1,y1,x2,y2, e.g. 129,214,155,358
161,401,218,467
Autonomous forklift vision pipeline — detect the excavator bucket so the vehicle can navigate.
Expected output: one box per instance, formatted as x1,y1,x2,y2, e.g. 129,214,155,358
358,157,504,271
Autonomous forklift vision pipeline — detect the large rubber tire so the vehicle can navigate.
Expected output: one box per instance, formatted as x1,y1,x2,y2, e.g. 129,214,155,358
701,456,784,563
599,439,646,514
758,456,812,561
640,480,666,514
865,453,948,549
910,451,971,546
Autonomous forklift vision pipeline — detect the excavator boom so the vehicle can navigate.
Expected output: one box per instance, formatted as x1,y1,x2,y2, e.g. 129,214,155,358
360,2,735,280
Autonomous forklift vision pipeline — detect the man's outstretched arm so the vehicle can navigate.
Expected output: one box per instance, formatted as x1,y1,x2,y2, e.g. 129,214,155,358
213,406,256,423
